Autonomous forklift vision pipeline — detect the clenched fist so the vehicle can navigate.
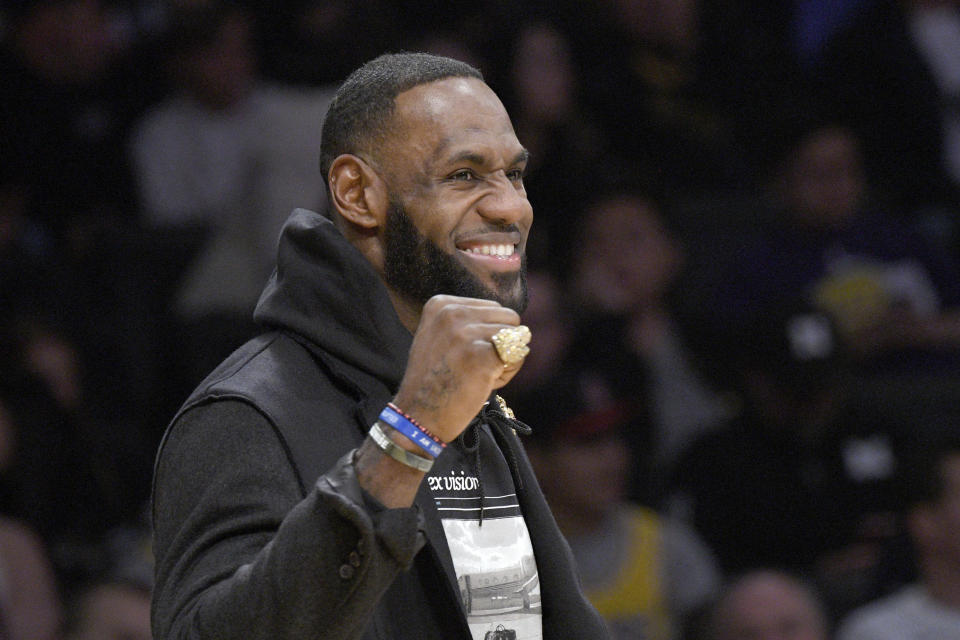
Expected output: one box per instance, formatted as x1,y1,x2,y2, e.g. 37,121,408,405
392,294,528,443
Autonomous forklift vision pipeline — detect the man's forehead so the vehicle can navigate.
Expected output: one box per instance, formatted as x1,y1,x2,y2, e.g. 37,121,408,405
393,78,515,138
395,76,492,115
388,77,522,166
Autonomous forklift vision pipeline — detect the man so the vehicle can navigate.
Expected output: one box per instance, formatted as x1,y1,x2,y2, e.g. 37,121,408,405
150,52,609,640
519,368,721,640
707,570,829,640
836,435,960,640
665,301,903,581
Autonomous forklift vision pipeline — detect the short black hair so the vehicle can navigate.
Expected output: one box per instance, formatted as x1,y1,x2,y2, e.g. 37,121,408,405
318,52,483,190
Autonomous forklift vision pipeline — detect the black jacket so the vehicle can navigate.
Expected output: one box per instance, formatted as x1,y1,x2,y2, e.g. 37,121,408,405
151,209,609,639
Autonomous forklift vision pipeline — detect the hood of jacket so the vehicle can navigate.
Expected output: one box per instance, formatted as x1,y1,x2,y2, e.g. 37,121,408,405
253,209,412,389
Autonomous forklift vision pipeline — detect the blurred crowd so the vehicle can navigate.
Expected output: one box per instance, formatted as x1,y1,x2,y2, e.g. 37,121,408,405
4,0,960,638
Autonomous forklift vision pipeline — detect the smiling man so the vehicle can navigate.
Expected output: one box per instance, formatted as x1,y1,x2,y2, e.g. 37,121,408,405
150,53,609,640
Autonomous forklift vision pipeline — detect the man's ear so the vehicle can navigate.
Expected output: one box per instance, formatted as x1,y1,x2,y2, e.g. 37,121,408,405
328,154,389,230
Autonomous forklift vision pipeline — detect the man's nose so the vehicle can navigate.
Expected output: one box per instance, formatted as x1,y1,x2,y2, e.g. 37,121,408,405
478,175,532,226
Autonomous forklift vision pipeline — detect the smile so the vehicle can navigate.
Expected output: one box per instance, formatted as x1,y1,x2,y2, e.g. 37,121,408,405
457,242,522,272
462,244,516,257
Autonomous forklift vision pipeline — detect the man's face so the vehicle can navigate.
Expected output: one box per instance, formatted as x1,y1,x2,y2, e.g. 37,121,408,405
540,433,631,519
787,127,865,229
383,200,528,313
574,196,681,312
377,77,533,313
716,574,826,640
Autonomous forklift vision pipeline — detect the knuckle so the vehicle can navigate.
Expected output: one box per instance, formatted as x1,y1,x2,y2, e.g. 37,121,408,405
435,303,460,326
423,295,446,314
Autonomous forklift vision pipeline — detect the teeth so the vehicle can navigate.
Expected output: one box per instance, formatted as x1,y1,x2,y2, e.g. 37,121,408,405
466,244,514,257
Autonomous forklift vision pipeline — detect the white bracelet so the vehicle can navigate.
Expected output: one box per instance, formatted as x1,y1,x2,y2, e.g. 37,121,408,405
369,421,434,472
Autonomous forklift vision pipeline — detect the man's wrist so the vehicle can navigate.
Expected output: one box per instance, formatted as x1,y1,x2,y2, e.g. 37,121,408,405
380,404,446,455
368,421,434,472
355,434,427,509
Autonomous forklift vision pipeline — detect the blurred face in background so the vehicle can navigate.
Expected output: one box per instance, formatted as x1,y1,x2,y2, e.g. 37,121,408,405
571,195,682,313
534,429,632,523
14,0,117,83
177,11,256,109
712,572,828,640
510,23,577,123
784,127,866,230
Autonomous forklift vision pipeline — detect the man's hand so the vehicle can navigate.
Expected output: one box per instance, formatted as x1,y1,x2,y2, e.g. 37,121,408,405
393,294,525,442
356,295,527,508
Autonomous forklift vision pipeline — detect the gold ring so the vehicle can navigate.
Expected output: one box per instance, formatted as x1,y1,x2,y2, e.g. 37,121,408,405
491,325,532,366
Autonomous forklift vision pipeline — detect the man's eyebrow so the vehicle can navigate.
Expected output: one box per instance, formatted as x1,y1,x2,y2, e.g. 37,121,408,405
446,150,487,166
442,147,531,167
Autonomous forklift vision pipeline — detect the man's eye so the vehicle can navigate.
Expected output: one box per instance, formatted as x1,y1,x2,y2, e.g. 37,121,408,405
507,169,525,182
451,170,474,181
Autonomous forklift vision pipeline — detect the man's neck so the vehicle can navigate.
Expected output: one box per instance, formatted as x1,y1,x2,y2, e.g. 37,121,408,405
386,289,421,334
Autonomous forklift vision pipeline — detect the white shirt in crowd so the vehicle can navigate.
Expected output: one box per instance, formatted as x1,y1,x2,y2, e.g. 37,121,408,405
837,585,960,640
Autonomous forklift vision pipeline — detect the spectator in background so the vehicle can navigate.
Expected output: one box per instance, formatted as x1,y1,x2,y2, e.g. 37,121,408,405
0,167,155,584
499,19,608,273
0,0,148,243
709,120,960,376
836,435,960,640
129,1,334,392
520,368,721,640
0,343,152,593
565,0,758,198
2,117,159,501
816,0,960,230
565,188,732,492
707,569,829,640
0,0,163,427
666,301,906,618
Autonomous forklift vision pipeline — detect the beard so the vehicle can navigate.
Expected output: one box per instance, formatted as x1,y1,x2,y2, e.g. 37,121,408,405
382,201,528,314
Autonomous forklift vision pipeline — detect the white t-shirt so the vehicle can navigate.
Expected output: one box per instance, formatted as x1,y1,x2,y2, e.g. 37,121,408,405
428,423,543,640
837,584,960,640
910,7,960,184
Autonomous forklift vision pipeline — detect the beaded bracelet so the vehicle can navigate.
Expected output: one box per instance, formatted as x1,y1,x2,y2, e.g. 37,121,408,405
368,421,434,472
379,404,445,458
387,402,446,445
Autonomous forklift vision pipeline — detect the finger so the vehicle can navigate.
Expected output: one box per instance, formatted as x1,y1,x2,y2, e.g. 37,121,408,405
493,359,525,388
482,323,532,368
429,303,521,331
425,294,502,310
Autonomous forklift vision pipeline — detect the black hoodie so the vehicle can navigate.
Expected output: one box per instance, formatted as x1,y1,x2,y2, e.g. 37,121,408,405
151,209,609,639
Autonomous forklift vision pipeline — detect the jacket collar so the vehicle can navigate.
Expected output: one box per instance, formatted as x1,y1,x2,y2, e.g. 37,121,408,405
254,209,412,391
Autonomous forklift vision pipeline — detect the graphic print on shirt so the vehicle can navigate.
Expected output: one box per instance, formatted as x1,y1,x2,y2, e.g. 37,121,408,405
430,427,542,640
